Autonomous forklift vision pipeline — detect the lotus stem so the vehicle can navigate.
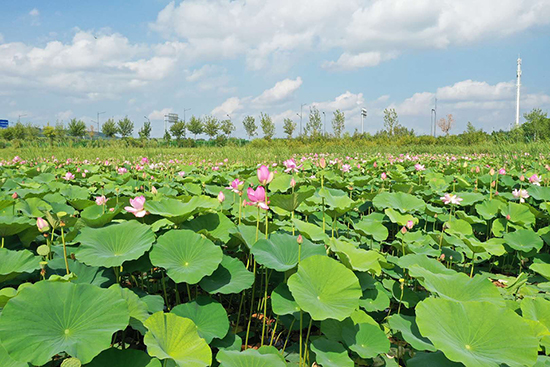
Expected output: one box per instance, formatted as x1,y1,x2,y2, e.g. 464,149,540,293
304,318,314,366
261,268,268,345
270,315,279,346
235,292,246,334
161,270,170,310
244,260,257,349
61,227,69,275
282,317,295,353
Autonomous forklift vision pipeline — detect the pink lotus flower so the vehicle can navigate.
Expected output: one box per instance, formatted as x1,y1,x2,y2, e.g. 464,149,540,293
37,217,49,232
125,196,148,217
406,220,414,229
227,178,244,193
498,168,506,175
529,174,541,186
218,191,225,203
63,172,75,181
247,186,269,210
381,172,387,180
178,171,185,177
283,159,302,173
440,193,463,205
341,164,351,173
141,157,149,164
95,195,108,206
512,189,529,203
118,167,128,175
257,165,274,185
414,164,425,171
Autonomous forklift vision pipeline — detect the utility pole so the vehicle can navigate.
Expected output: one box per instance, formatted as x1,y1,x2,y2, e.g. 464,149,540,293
515,57,522,127
18,114,27,123
97,111,106,134
432,98,437,137
184,108,191,123
361,108,367,135
322,111,326,136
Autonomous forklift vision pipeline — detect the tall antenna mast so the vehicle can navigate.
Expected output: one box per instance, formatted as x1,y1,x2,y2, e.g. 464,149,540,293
515,57,522,127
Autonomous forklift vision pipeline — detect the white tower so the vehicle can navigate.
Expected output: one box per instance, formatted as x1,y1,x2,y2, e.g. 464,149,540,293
515,57,522,127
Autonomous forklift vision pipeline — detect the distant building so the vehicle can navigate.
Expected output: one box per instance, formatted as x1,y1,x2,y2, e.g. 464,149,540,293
0,120,9,129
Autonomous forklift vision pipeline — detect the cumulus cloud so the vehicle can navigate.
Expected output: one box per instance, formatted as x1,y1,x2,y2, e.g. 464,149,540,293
148,108,173,120
211,97,243,118
150,0,550,70
29,8,39,17
56,110,73,121
252,77,302,106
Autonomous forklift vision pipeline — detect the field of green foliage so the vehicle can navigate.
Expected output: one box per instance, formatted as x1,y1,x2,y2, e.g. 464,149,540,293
1,149,550,367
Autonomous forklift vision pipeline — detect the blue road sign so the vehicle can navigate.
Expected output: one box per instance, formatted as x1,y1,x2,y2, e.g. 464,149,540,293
0,120,9,129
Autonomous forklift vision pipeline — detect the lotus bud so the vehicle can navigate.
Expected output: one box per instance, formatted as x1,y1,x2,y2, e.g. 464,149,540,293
491,181,496,187
11,192,18,199
475,166,480,173
381,172,387,180
489,168,495,176
151,186,158,195
401,226,407,234
406,220,414,230
506,214,511,221
37,217,49,233
290,177,296,188
297,235,303,244
520,175,525,181
319,158,326,169
440,253,446,261
217,191,225,204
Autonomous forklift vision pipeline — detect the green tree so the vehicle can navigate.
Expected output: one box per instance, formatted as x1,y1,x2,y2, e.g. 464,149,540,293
305,106,322,138
242,115,257,140
170,120,186,142
117,117,134,138
383,108,400,137
220,119,235,138
67,118,86,138
43,123,56,147
12,122,26,140
522,108,550,141
163,130,171,142
102,119,118,138
332,109,345,138
283,118,296,139
203,115,219,139
260,112,275,140
187,116,203,139
54,121,66,139
138,121,152,139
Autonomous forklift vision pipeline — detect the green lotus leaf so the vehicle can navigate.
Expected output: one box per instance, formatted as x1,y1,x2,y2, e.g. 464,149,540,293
353,213,388,241
382,278,420,308
16,197,53,218
373,192,426,213
342,322,390,359
416,298,539,367
0,343,27,367
0,248,40,283
217,348,287,367
329,238,383,275
145,196,218,224
46,258,113,287
384,208,416,227
271,283,300,317
535,356,550,367
171,296,229,343
270,187,315,212
407,351,463,367
321,309,378,344
144,312,211,367
200,255,254,294
475,199,505,220
229,224,258,250
0,216,33,237
359,282,390,312
521,297,550,349
501,202,535,227
292,219,328,242
387,314,436,351
531,262,550,280
310,337,353,367
0,287,18,308
182,212,236,243
60,357,81,367
80,204,121,228
251,233,325,272
504,229,543,252
0,281,129,365
149,230,223,284
268,174,293,193
109,284,150,334
86,348,162,367
444,219,473,236
210,331,242,352
287,255,361,321
456,192,484,206
75,221,155,268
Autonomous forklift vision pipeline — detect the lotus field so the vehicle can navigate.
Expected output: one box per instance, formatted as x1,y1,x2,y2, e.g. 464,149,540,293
2,152,550,367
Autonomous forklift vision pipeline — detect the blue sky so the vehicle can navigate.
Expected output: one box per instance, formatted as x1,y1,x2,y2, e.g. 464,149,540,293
1,0,550,138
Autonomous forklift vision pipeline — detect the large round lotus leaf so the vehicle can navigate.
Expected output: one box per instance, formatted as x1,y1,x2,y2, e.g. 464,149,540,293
144,312,211,367
251,233,325,272
0,216,33,237
310,337,353,367
109,284,150,334
182,212,236,243
200,255,254,294
271,283,301,317
80,204,120,228
0,343,27,367
287,255,361,321
171,296,229,343
353,214,388,241
416,298,539,367
0,281,129,365
46,257,113,287
373,192,426,213
342,322,390,359
531,262,550,280
387,314,436,352
475,199,504,220
145,196,218,224
75,221,155,268
217,348,287,367
501,202,535,226
521,297,550,350
86,348,162,367
359,282,390,312
407,351,463,367
0,248,40,282
329,238,383,275
504,229,543,252
149,230,223,284
292,219,328,242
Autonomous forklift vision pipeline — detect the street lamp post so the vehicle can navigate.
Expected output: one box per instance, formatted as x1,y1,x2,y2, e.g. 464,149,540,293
299,103,306,136
96,112,106,134
361,108,367,135
184,108,191,123
431,108,436,137
18,114,27,123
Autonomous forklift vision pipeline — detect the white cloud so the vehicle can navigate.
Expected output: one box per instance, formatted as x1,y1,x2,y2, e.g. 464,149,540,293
252,77,302,106
436,80,515,101
211,97,243,118
150,0,550,70
56,110,73,121
29,8,39,17
322,52,398,71
148,108,173,120
0,33,4,43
